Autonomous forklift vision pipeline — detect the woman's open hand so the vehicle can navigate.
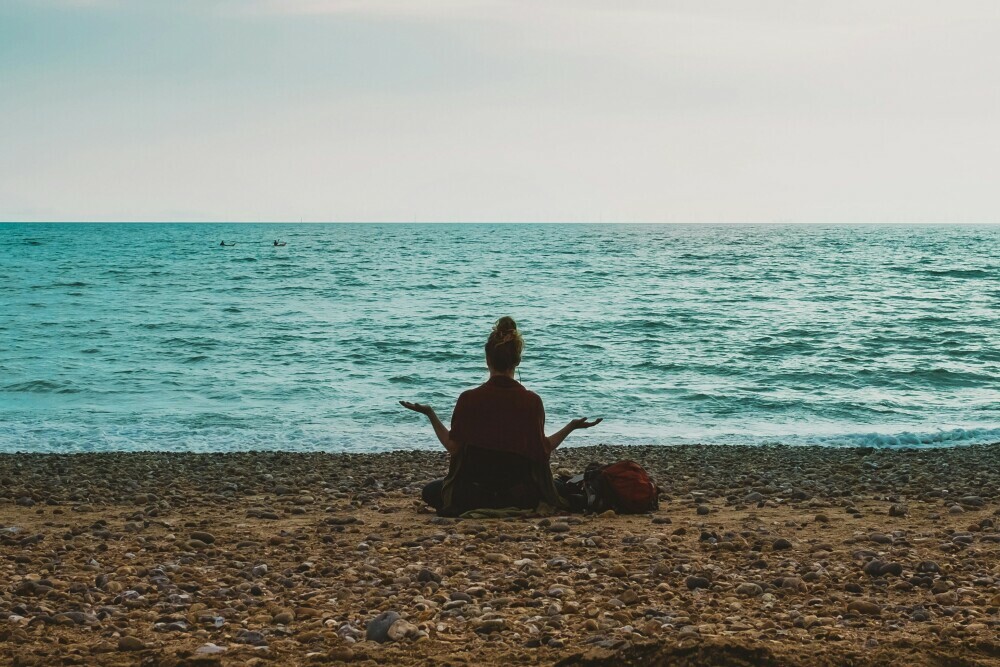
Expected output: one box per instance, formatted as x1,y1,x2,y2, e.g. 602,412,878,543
545,417,603,453
569,417,603,430
399,400,435,416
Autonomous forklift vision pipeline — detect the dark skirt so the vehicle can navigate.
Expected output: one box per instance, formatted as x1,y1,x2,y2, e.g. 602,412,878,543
429,445,568,516
423,476,578,513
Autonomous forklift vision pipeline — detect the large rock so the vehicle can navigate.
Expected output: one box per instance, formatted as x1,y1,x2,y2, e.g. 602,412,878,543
366,611,401,643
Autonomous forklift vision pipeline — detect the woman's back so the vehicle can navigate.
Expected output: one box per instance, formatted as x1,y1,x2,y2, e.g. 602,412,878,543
449,375,548,463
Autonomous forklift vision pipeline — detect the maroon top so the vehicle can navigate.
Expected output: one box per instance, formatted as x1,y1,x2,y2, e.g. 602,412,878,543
449,376,549,463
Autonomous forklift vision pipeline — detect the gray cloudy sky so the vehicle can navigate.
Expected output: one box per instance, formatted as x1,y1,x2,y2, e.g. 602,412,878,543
1,0,998,222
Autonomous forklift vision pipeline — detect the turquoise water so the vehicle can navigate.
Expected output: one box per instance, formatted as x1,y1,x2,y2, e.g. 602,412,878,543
2,223,999,453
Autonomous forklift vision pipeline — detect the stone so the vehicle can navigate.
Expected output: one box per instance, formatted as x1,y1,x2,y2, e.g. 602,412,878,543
194,643,226,655
735,582,763,597
235,629,267,646
847,601,882,616
795,615,820,629
117,636,146,651
685,576,711,590
366,611,401,643
54,611,97,626
416,568,441,583
328,648,355,661
931,581,950,594
475,618,506,633
916,561,941,574
772,538,793,550
387,618,419,641
935,591,959,605
777,577,806,592
881,562,903,577
190,531,216,544
863,559,902,577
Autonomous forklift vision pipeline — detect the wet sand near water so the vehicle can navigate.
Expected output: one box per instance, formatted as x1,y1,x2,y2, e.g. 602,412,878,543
2,444,1000,666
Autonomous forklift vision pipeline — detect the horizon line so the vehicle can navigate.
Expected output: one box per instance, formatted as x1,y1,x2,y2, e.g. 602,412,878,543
3,220,1000,225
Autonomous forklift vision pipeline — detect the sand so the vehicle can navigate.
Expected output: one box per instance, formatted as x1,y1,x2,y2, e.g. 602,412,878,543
2,444,1000,666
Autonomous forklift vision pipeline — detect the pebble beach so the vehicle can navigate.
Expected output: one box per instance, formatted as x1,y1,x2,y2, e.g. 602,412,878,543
3,444,1000,666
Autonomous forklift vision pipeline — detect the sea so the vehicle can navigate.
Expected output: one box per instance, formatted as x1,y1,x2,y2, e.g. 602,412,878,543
2,223,999,454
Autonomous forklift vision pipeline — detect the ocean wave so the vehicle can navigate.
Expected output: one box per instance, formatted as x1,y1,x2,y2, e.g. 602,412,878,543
844,366,992,386
799,427,1000,449
3,379,79,394
747,340,817,355
894,367,993,387
920,268,992,279
424,350,465,362
1,421,997,454
630,361,681,371
620,319,680,331
162,337,220,349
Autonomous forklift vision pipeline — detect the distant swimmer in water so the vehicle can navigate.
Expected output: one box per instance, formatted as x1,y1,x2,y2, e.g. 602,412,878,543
220,241,234,246
273,240,286,247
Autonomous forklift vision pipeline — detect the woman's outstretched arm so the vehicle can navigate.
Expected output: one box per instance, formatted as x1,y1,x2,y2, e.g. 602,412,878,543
399,401,460,455
545,417,603,454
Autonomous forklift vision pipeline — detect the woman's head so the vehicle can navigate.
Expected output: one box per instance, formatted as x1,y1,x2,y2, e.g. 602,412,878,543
485,316,523,373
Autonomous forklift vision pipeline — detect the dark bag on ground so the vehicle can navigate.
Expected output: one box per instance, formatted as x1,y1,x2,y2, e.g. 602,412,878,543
563,460,660,514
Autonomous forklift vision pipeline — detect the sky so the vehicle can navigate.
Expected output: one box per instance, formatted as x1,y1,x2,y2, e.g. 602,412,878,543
1,0,999,223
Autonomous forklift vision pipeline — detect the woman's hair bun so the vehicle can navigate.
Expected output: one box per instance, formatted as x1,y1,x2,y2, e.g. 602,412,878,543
486,316,523,372
494,316,517,334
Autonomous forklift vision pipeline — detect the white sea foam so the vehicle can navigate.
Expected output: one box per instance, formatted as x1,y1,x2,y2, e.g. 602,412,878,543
1,420,998,453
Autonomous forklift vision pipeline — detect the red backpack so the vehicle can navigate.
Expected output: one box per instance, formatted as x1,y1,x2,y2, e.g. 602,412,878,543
570,460,660,514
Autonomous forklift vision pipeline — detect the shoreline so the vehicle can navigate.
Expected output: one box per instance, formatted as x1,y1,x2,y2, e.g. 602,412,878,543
3,444,1000,666
4,427,1000,455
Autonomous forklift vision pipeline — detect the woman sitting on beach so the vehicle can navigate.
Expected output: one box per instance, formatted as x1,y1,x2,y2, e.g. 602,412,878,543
400,317,601,516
